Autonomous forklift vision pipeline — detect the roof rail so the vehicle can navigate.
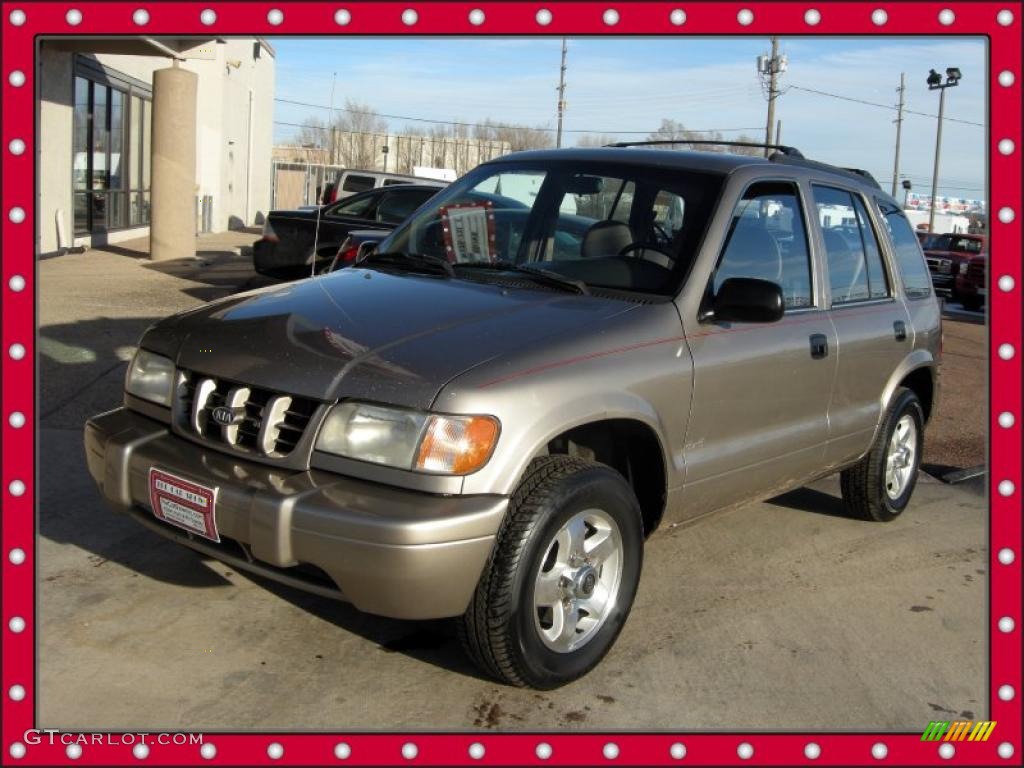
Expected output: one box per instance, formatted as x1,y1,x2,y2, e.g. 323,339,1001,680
606,139,805,157
767,153,883,190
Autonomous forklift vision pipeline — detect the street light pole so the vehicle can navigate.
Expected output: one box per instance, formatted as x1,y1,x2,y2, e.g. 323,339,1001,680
555,38,568,148
926,66,960,233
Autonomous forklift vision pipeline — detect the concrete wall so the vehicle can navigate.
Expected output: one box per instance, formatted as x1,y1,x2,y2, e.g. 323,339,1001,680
36,39,275,256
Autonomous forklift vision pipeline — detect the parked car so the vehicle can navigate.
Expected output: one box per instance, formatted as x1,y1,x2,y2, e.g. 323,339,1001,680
86,145,940,689
323,169,438,204
253,183,445,277
920,232,986,298
954,253,986,311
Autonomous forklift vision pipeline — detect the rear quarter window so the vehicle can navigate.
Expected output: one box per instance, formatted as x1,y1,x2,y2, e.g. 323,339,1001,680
876,200,933,300
342,174,375,193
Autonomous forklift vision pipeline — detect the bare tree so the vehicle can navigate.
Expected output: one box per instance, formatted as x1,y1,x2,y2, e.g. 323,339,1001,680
332,99,389,168
294,116,328,149
575,133,620,147
647,119,764,155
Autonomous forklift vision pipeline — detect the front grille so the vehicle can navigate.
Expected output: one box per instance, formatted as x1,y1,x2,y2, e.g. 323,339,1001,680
176,370,320,459
967,262,985,280
926,257,951,274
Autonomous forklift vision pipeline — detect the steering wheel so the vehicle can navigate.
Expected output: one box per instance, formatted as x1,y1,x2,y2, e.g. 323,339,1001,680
616,242,676,267
651,221,673,247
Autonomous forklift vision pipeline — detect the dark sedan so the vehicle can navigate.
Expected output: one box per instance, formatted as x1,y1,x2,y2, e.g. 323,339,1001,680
253,183,445,277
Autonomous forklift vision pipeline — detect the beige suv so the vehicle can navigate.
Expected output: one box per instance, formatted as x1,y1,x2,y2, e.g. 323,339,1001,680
85,144,941,689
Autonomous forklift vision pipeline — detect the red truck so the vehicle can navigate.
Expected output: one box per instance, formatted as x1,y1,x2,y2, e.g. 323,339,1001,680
920,232,986,300
954,253,986,311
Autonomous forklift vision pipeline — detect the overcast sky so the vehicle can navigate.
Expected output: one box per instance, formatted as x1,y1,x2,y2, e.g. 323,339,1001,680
270,36,986,200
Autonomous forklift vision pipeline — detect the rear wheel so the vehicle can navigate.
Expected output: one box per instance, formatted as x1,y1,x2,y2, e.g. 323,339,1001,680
961,295,983,312
840,387,924,522
459,456,643,689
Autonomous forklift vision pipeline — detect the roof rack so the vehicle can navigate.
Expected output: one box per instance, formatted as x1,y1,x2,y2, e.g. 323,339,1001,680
606,139,805,157
767,153,883,190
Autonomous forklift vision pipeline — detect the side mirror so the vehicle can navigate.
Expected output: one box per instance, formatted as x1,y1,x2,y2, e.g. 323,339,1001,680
709,277,784,323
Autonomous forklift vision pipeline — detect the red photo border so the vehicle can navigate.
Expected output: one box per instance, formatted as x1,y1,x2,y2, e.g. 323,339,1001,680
1,2,1020,765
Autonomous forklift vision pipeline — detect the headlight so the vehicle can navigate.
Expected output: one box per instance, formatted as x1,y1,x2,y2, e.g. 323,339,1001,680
959,261,969,274
315,402,499,475
124,349,176,407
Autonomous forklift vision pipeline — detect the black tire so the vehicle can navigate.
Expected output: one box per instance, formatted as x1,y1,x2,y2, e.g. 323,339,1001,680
840,387,925,522
459,456,644,689
961,296,983,312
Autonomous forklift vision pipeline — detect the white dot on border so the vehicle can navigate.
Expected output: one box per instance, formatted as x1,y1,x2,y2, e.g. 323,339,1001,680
998,616,1015,632
401,8,417,25
267,9,283,25
939,742,955,759
9,343,25,361
536,8,552,25
9,274,26,291
65,8,82,25
267,742,284,759
9,480,25,497
998,684,1015,701
998,480,1016,496
805,742,821,759
670,9,686,25
200,743,216,760
10,411,27,428
133,743,149,760
9,70,26,87
998,275,1015,292
334,742,351,759
871,8,887,25
401,742,418,760
9,616,26,633
669,742,687,759
603,742,620,759
804,9,821,25
998,138,1015,155
9,207,25,223
468,8,485,25
9,742,26,759
8,138,25,155
66,743,82,760
334,9,351,25
737,742,754,760
468,742,485,760
999,548,1016,565
199,8,216,25
132,8,149,25
998,411,1016,428
9,548,26,565
998,207,1015,224
998,343,1015,360
603,9,619,25
872,742,888,760
8,685,25,701
9,9,26,25
536,742,553,760
997,9,1014,25
938,8,955,25
737,8,754,25
998,70,1015,87
998,742,1015,759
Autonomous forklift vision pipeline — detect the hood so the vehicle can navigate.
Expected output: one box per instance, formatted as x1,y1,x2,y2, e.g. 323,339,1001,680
145,269,641,409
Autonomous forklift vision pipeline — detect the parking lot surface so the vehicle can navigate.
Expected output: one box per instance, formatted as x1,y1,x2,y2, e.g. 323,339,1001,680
38,242,987,731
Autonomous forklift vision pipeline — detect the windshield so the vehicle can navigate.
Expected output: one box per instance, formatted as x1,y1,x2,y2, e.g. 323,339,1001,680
379,160,725,296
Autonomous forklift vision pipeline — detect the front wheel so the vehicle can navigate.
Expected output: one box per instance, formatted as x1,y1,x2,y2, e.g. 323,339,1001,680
459,456,643,689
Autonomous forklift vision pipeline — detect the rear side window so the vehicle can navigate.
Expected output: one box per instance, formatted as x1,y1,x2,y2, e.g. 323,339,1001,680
876,199,933,299
383,179,412,186
342,174,375,193
375,189,434,225
712,181,813,311
327,192,376,219
813,185,887,305
851,195,890,299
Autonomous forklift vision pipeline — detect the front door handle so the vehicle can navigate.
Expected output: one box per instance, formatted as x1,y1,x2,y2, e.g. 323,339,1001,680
894,320,907,341
810,333,828,359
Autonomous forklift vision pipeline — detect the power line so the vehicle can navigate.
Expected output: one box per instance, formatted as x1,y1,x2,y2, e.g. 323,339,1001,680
787,84,984,127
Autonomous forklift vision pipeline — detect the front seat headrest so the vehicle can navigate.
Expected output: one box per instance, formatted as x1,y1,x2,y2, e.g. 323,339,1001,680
581,220,633,259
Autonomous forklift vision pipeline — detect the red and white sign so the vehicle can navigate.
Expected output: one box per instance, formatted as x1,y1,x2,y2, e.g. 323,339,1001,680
439,200,497,263
148,468,219,542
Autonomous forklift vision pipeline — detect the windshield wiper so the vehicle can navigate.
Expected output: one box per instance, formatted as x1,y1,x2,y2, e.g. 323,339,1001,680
455,260,590,295
356,251,455,278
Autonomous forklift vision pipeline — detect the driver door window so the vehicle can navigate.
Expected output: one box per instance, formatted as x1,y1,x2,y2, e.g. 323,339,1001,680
711,181,813,311
326,193,376,220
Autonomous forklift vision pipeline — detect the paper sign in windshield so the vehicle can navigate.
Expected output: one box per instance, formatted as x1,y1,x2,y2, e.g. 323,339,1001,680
440,201,497,263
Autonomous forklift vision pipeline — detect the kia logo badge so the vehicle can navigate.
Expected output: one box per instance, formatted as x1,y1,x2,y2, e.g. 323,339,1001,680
211,406,242,426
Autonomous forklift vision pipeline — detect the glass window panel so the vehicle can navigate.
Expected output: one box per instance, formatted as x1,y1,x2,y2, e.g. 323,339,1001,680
109,89,124,190
876,200,933,299
141,99,151,190
92,84,109,190
73,191,90,234
852,195,889,299
129,95,141,191
73,77,90,190
813,185,871,305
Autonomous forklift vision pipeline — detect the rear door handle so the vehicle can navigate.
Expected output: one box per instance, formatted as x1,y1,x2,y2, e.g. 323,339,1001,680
810,333,828,359
894,321,907,341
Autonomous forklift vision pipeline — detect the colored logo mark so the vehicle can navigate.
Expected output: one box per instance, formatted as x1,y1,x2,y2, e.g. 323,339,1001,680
922,721,997,742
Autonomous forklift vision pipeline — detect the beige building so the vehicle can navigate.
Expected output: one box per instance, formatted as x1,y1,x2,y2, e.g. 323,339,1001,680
36,37,275,257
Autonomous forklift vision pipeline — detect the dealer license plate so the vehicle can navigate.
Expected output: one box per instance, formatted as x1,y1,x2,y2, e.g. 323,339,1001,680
148,468,220,542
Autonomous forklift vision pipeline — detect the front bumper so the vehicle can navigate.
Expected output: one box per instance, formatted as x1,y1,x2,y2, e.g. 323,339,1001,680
84,408,507,619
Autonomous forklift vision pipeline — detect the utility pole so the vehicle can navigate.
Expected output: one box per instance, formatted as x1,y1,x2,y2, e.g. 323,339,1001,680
775,119,782,147
555,37,567,148
926,66,961,232
891,72,906,197
758,37,786,157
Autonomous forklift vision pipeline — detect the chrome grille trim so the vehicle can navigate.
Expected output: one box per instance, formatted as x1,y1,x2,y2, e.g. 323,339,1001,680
258,395,292,455
222,386,251,446
191,378,216,433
